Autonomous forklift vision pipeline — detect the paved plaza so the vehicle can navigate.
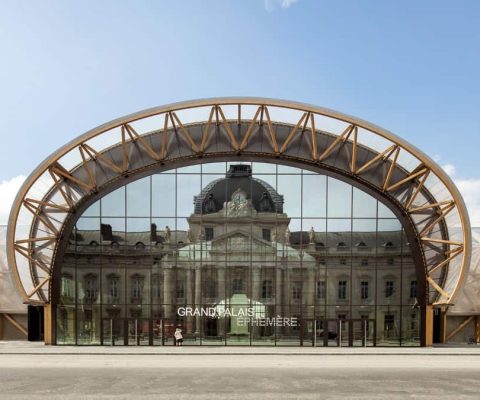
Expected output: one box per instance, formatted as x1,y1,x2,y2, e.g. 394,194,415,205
1,342,480,399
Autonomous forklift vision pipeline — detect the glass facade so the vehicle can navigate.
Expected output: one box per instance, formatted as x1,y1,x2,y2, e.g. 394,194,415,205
56,162,420,346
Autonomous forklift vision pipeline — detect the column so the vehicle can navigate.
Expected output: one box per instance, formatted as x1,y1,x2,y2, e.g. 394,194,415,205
276,266,284,335
252,266,261,301
186,268,194,331
306,267,315,307
217,267,226,336
163,267,173,319
194,265,202,335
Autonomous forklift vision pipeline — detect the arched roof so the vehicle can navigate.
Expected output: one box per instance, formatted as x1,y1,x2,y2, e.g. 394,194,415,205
6,97,471,307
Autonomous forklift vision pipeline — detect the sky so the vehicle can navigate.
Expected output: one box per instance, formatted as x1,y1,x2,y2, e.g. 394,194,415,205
0,0,479,225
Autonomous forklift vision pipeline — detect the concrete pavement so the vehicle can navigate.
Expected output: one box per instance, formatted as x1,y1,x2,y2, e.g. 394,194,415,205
1,342,480,399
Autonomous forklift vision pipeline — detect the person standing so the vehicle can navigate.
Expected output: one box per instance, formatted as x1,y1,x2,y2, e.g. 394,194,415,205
174,328,183,346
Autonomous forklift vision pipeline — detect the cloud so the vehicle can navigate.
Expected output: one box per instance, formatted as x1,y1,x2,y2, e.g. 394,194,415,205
0,175,26,225
442,163,456,177
455,178,480,227
264,0,299,12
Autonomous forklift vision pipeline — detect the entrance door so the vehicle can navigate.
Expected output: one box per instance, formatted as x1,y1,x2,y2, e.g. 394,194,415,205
351,319,376,347
319,319,376,347
301,319,315,346
102,318,124,345
127,319,150,345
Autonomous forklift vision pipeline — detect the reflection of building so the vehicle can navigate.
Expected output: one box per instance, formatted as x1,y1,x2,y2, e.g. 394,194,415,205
5,98,476,346
58,164,418,346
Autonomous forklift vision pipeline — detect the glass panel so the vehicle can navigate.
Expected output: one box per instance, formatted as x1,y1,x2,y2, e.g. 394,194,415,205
126,177,151,217
58,161,421,347
353,187,377,218
303,174,327,218
101,187,125,217
152,173,176,217
327,178,352,218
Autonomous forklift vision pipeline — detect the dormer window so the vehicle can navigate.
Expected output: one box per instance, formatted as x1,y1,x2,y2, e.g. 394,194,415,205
384,241,394,248
135,242,145,250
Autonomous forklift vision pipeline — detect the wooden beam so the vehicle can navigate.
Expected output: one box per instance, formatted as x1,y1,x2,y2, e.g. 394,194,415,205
356,144,398,175
445,315,474,342
410,200,454,213
264,106,279,153
239,106,261,150
382,146,400,190
475,316,480,344
24,198,70,213
200,106,215,152
421,237,463,247
50,164,94,192
217,106,240,151
80,143,124,174
279,112,308,153
14,244,51,274
78,146,96,188
318,124,354,162
3,314,28,337
124,124,161,161
27,277,50,299
121,125,129,171
350,126,358,173
386,167,429,192
160,113,169,159
15,236,57,244
23,201,59,235
427,248,463,275
405,169,430,209
48,169,75,209
310,113,318,160
44,304,53,345
419,203,456,237
426,276,450,300
170,112,199,153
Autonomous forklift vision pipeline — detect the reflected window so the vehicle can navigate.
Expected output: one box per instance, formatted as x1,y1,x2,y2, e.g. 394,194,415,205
176,281,185,299
262,229,271,242
205,227,214,241
292,281,301,300
61,273,73,298
338,281,347,300
107,274,120,301
410,280,417,299
232,278,243,294
152,275,161,299
384,314,395,334
262,280,273,299
206,280,216,298
131,274,144,301
84,274,98,303
360,281,369,300
316,281,326,299
385,281,395,298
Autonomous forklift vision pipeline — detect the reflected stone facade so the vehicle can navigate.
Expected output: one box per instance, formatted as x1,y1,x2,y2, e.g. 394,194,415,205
57,163,420,346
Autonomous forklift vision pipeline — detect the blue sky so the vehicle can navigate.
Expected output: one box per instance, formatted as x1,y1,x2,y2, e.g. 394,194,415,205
0,0,479,223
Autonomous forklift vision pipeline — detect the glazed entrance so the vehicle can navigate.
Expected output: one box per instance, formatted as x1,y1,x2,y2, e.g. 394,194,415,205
55,162,420,346
99,317,376,346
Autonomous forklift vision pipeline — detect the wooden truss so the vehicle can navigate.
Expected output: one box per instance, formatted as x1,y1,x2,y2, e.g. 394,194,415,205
9,100,469,307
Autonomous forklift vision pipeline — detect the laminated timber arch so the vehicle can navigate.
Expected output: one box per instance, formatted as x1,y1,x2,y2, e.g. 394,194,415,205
7,98,471,312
